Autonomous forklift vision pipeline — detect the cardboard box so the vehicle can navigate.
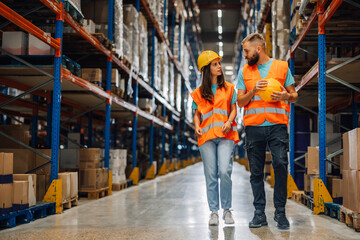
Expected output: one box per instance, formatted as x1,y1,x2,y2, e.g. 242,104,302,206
347,170,360,212
342,170,351,209
0,152,13,175
13,174,36,207
265,152,272,163
343,131,350,171
60,149,79,169
332,178,342,198
326,175,339,195
340,155,344,174
343,128,360,170
79,148,101,169
13,181,29,209
28,33,53,55
0,149,35,174
0,125,31,148
36,174,46,201
0,183,13,214
81,0,109,24
35,149,52,175
79,168,101,190
81,68,102,83
307,146,328,175
304,173,310,193
264,163,272,174
58,173,71,202
2,32,27,55
69,172,78,198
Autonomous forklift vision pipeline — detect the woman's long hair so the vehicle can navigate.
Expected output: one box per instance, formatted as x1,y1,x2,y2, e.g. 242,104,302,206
200,62,226,103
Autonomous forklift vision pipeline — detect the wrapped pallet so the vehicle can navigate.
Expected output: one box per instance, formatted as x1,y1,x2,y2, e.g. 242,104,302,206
124,5,139,71
139,12,148,81
271,0,290,60
160,43,169,100
175,74,182,112
114,0,123,57
123,24,132,63
154,41,161,91
169,62,175,106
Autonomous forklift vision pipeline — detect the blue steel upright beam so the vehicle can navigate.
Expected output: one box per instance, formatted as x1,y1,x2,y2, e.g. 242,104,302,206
104,0,114,169
46,97,52,148
289,0,296,179
50,1,64,182
149,27,156,167
318,4,327,185
31,95,39,147
132,0,140,169
353,92,358,129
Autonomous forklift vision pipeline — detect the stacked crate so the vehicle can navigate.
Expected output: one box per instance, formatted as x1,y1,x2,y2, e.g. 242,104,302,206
100,149,127,191
79,148,109,191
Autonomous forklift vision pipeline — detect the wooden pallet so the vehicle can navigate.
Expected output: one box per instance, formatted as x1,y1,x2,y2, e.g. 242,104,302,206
324,202,341,221
291,191,304,204
301,193,309,206
79,187,110,199
91,33,112,50
62,196,79,210
340,206,360,232
112,181,127,191
122,56,131,69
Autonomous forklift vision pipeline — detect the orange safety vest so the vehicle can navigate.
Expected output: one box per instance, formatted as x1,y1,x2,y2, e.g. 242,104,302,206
243,59,290,126
191,82,240,146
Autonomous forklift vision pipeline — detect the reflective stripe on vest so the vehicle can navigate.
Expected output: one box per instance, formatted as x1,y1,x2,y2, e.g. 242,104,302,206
202,121,238,133
201,108,228,121
244,107,289,117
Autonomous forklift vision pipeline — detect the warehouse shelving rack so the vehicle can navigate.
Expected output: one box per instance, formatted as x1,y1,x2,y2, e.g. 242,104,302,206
0,0,199,189
287,0,360,214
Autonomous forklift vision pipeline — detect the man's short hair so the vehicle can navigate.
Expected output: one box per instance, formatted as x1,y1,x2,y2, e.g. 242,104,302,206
242,33,266,49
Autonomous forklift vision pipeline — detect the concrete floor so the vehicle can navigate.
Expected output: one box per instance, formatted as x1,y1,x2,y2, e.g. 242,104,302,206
1,162,359,240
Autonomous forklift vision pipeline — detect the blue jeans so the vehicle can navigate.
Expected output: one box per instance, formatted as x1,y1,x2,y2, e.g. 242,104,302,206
245,124,289,213
199,138,235,212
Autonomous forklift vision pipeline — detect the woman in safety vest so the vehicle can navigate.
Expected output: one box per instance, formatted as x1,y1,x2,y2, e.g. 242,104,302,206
190,50,239,226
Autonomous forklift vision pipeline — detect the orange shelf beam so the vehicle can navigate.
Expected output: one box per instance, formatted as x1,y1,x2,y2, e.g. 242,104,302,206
0,2,61,50
295,61,319,92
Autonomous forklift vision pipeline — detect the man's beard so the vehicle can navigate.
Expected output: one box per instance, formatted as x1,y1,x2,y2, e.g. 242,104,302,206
247,53,259,66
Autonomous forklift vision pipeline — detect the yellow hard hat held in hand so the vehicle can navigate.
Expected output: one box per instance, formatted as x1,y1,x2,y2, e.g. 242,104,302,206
258,78,282,102
197,50,222,72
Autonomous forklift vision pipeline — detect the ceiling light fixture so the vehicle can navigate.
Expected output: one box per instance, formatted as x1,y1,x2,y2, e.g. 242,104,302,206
217,9,222,18
218,26,223,34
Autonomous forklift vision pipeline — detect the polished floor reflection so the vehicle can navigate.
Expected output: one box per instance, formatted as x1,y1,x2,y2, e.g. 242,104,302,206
0,162,359,239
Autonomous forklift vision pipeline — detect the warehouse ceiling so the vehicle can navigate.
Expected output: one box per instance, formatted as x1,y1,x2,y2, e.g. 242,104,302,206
197,0,242,79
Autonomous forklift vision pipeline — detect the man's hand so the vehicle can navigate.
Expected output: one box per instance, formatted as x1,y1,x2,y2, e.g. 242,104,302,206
253,79,268,93
271,85,290,101
195,126,203,137
221,121,231,134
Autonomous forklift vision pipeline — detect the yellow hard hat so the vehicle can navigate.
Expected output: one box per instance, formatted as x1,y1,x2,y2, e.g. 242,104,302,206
258,78,281,102
197,50,222,72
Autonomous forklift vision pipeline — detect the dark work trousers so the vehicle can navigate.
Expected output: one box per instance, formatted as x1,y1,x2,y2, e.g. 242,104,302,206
245,124,289,213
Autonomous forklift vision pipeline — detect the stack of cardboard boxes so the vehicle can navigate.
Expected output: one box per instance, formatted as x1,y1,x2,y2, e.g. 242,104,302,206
0,153,14,214
342,128,360,212
101,149,127,191
0,153,38,214
58,172,78,203
79,148,109,191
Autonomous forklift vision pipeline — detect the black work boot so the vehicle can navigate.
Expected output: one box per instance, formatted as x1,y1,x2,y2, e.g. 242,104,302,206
249,210,268,228
274,208,290,230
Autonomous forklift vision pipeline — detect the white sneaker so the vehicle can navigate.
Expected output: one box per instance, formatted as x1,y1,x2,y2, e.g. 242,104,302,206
209,212,219,226
223,209,235,224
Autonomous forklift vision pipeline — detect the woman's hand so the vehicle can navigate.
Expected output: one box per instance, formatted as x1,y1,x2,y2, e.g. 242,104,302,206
222,121,232,134
195,126,203,137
